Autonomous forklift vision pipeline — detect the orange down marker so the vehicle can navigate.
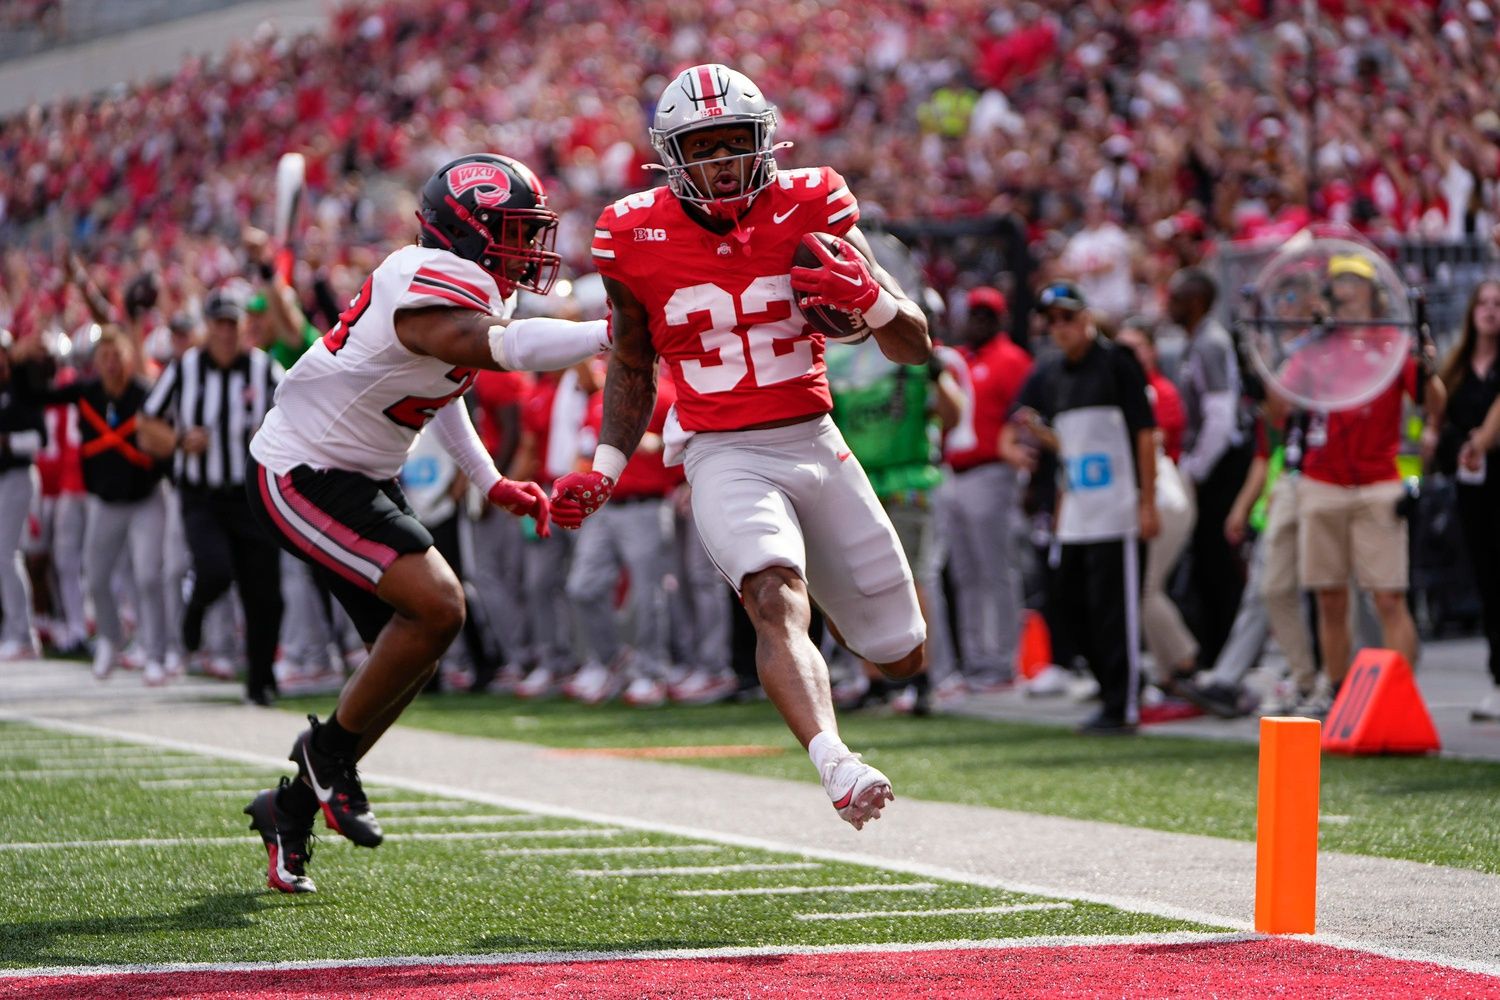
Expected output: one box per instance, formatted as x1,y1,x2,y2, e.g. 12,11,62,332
1254,717,1321,934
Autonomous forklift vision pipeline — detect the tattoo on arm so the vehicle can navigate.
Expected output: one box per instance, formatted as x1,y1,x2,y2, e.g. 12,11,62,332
599,276,658,456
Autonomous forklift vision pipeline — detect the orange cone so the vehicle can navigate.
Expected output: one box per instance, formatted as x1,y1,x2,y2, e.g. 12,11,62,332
1322,649,1440,755
1018,610,1051,680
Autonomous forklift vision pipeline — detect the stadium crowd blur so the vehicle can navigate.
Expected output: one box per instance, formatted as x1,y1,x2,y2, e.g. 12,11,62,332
2,0,1499,723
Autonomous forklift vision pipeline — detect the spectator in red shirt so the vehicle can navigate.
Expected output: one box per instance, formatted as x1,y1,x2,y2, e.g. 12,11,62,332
943,287,1032,689
1292,254,1445,713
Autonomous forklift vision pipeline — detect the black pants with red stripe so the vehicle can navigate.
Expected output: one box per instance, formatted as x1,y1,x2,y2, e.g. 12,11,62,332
180,486,283,701
246,456,432,648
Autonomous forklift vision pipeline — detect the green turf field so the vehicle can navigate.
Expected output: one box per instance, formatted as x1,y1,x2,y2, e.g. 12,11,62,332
281,695,1500,875
0,723,1211,970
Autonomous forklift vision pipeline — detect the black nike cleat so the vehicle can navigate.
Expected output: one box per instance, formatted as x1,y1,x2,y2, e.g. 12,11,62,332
289,714,383,847
244,778,317,894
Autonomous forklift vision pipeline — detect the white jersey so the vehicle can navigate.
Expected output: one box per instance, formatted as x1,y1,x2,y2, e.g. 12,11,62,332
250,245,512,480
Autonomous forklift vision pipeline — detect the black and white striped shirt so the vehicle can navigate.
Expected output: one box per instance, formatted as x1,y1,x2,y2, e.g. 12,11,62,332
143,347,282,490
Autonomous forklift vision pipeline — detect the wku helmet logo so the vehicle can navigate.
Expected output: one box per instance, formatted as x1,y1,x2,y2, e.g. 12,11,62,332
447,162,512,207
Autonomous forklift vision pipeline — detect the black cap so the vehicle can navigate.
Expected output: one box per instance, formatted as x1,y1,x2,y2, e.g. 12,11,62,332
203,288,245,322
1038,279,1087,312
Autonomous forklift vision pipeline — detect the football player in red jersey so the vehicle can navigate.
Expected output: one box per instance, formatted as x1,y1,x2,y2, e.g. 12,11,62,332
552,65,931,829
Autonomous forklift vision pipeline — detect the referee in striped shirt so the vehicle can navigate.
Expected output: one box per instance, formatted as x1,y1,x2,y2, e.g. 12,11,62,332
141,288,285,704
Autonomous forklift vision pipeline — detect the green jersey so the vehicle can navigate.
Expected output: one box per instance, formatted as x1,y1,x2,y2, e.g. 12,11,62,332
826,341,942,499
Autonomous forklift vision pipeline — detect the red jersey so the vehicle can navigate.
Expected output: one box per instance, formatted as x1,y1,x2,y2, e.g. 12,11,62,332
946,334,1032,472
520,375,560,485
1148,370,1186,463
471,370,532,458
591,166,859,433
585,375,684,500
1301,356,1419,487
37,396,84,498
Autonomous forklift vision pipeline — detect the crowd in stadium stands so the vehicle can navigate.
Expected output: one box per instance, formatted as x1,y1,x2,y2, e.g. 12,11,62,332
2,0,1500,725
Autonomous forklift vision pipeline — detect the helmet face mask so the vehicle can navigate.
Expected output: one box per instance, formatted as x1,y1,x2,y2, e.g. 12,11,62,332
650,64,783,217
417,154,561,297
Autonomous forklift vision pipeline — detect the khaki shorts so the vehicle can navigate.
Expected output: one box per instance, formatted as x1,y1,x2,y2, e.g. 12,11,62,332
1296,477,1407,591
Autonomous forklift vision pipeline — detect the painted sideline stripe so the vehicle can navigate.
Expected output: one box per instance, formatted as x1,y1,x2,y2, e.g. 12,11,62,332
6,714,1498,979
675,882,938,898
795,902,1073,922
0,931,1259,979
370,800,479,812
485,845,720,858
0,829,623,851
571,862,821,877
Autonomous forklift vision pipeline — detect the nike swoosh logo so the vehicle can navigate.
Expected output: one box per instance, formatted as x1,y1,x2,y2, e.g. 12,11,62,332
302,744,332,802
831,270,863,287
836,451,852,462
773,207,797,224
831,786,855,810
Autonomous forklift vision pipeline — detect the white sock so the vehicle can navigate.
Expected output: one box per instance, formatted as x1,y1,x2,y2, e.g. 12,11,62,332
808,730,850,774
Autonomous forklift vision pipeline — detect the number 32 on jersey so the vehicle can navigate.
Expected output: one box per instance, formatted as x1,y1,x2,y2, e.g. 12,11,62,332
668,277,810,394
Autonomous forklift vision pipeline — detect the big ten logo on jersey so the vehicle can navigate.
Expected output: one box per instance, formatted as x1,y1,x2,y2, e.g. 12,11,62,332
634,228,668,242
667,279,813,395
1066,453,1114,491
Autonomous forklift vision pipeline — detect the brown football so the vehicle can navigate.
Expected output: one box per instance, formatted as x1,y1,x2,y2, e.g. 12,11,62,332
793,232,873,344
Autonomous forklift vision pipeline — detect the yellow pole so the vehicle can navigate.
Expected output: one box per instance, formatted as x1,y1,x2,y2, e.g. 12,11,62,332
1254,717,1321,934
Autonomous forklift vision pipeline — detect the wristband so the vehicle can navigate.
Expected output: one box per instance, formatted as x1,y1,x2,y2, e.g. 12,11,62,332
592,444,627,482
862,287,899,329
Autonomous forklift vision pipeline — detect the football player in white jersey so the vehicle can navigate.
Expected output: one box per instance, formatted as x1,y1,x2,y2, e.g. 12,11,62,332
243,154,613,894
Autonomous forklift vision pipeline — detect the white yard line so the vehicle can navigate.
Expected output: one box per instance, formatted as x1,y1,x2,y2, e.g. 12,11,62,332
795,902,1073,922
2,766,262,780
571,862,822,877
369,800,481,812
137,777,278,788
0,829,624,851
675,882,938,898
484,845,721,858
387,814,543,826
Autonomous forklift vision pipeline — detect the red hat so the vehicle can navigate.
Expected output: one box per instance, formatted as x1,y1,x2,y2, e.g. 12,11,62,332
967,286,1008,315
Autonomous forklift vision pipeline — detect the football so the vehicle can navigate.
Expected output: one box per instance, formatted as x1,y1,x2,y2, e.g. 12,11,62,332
793,233,873,345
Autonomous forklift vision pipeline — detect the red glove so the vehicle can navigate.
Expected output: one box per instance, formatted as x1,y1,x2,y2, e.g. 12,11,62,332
790,234,881,313
549,471,614,529
488,478,551,538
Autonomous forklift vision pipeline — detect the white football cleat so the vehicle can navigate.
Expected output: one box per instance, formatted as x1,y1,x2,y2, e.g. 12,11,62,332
821,752,894,831
622,675,668,708
565,659,624,705
143,660,167,686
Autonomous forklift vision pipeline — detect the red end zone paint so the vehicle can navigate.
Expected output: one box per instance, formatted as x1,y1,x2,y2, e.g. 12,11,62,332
5,940,1497,1000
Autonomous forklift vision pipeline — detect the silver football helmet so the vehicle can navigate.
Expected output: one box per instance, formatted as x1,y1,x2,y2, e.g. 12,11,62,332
648,64,788,214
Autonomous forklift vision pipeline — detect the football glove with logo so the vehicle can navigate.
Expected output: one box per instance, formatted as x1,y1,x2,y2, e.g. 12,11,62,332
790,234,899,327
549,471,615,529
